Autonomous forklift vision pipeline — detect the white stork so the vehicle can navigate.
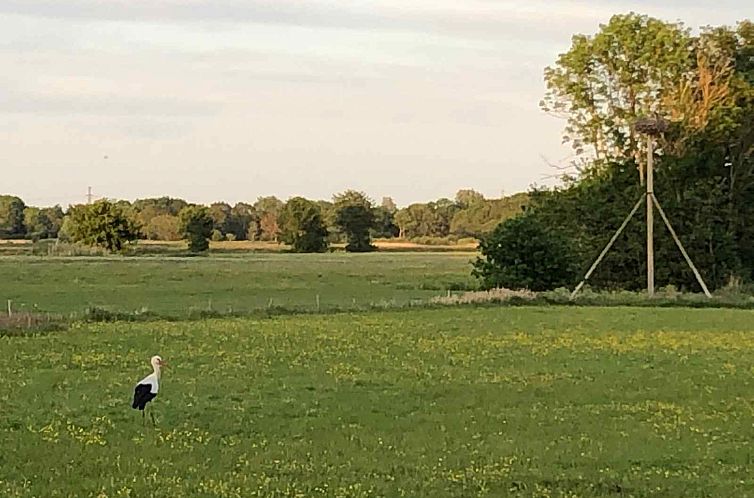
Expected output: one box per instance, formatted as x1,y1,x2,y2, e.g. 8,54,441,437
132,355,167,425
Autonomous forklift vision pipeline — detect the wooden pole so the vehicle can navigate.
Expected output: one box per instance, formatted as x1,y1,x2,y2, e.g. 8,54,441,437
646,137,655,297
571,194,646,299
651,194,712,298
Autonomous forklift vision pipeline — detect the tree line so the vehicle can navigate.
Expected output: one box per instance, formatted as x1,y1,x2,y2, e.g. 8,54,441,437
0,190,528,252
475,14,754,292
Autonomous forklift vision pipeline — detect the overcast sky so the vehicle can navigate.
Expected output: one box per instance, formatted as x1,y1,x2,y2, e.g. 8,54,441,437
1,1,751,207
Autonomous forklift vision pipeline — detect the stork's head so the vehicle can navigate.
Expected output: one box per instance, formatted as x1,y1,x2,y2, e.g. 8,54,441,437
150,355,167,370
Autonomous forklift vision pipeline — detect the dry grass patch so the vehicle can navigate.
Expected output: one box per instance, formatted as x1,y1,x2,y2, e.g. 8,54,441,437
431,288,536,305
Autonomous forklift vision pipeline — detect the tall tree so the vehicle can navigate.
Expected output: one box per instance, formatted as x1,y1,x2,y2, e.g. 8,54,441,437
455,189,485,208
0,195,26,239
67,200,140,252
333,191,376,252
146,215,181,241
208,202,232,235
542,14,695,180
278,197,328,253
178,206,213,252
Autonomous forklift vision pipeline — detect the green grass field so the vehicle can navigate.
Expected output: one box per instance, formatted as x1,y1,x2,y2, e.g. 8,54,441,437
3,306,754,497
0,253,475,317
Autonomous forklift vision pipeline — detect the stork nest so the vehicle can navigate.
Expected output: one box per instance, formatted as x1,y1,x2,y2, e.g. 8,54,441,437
633,117,669,136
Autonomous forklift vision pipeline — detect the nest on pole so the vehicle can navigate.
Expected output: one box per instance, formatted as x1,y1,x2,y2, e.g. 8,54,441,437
633,117,668,136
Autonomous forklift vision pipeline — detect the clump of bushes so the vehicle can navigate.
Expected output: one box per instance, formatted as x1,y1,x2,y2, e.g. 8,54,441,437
473,213,578,292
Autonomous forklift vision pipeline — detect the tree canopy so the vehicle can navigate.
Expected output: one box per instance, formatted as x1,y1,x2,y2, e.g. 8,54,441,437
278,197,329,253
67,200,140,252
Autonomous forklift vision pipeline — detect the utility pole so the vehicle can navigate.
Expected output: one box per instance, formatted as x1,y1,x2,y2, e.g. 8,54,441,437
87,186,93,204
646,136,654,297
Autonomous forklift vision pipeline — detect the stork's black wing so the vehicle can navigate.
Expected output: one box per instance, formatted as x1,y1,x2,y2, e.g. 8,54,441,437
132,384,157,410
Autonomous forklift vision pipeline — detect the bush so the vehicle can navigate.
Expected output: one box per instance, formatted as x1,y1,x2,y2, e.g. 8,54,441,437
473,213,578,291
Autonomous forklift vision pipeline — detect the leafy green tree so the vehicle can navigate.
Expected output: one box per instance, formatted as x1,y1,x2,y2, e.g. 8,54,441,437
333,190,376,252
43,206,65,238
209,202,232,235
145,214,181,241
228,202,257,241
372,206,400,238
450,193,529,238
395,203,436,239
455,189,485,208
133,197,188,233
534,16,754,290
67,200,140,252
279,197,328,253
0,195,26,238
22,206,63,240
179,206,213,252
23,207,48,240
473,213,577,291
542,14,695,182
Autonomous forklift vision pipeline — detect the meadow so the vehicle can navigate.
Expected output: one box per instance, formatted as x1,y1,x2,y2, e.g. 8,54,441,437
2,306,754,497
0,252,476,318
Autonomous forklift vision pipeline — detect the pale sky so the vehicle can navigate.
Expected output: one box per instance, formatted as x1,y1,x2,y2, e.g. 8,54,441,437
1,1,751,207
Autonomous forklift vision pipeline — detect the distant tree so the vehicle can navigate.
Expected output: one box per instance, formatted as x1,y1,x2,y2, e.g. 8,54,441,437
145,214,181,241
133,197,188,232
179,205,213,252
473,213,577,291
279,197,328,252
258,212,280,241
395,203,436,239
450,193,529,238
0,195,26,239
228,202,256,241
429,198,460,237
22,206,64,240
67,200,141,252
455,189,485,208
254,196,284,241
43,206,65,238
372,206,400,238
372,197,399,238
381,197,397,213
209,202,232,235
333,190,376,252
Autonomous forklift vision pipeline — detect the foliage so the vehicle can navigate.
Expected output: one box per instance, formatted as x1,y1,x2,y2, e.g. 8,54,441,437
66,200,140,252
473,213,578,291
278,197,329,253
22,205,64,240
333,190,376,252
132,197,188,232
449,193,528,238
534,16,754,291
253,196,284,241
145,214,181,241
0,195,26,239
178,205,213,252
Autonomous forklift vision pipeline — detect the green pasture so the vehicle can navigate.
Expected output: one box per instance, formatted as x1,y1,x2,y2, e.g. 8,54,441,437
0,253,475,317
2,307,754,497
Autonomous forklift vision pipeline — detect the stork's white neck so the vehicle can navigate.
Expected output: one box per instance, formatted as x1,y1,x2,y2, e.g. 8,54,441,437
152,364,161,380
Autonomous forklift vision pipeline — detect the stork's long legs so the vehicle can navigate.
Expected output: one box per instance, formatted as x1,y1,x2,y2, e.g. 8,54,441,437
150,409,156,427
142,409,146,426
